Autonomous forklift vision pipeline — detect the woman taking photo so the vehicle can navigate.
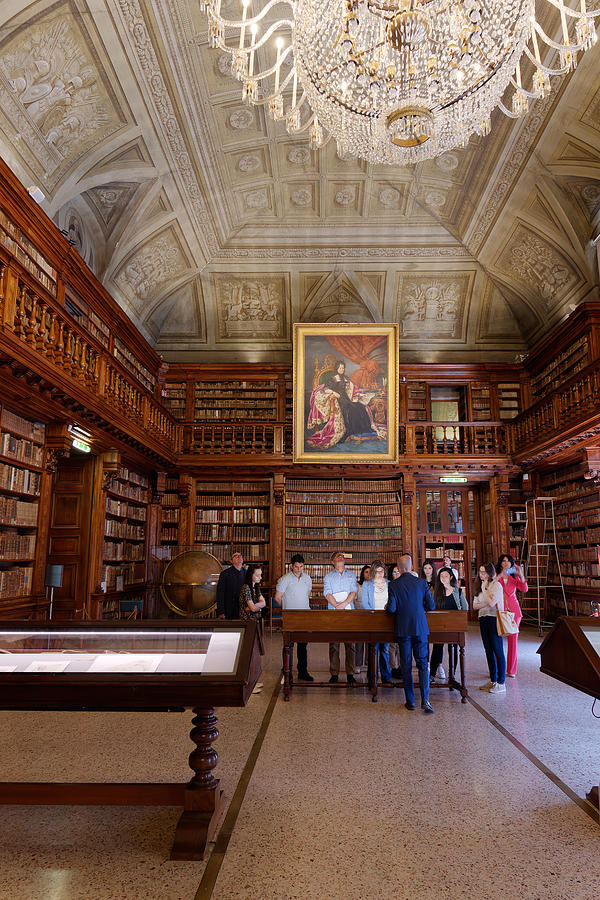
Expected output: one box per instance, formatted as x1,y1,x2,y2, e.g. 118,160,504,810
496,554,528,678
239,564,267,623
361,559,392,685
473,562,506,694
430,566,468,687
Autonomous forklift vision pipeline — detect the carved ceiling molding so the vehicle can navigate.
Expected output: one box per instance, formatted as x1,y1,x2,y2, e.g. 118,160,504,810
216,247,472,259
468,74,566,254
114,0,218,257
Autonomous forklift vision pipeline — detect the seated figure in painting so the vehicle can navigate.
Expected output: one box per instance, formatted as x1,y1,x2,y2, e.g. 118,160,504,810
307,357,384,450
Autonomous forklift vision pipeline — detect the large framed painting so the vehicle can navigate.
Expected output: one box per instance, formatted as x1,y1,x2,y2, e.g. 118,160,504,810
293,323,399,464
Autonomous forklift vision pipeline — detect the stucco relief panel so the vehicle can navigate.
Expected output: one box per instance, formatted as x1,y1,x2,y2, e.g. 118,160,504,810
114,229,190,309
494,224,580,309
395,272,473,340
212,274,290,342
0,6,125,178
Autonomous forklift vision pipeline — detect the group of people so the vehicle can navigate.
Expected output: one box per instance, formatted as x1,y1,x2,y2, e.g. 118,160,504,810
215,548,528,712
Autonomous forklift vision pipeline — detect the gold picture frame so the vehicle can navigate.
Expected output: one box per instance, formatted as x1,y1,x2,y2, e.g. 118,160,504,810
293,323,399,464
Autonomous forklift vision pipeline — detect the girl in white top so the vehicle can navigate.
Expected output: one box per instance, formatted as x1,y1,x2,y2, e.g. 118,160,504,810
472,562,506,694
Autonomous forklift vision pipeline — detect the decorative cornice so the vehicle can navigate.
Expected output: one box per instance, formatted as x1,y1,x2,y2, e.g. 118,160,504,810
217,246,472,259
115,0,219,257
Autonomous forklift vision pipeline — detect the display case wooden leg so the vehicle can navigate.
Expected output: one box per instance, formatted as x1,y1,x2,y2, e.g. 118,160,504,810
368,643,378,702
459,644,467,703
283,639,292,701
170,707,223,861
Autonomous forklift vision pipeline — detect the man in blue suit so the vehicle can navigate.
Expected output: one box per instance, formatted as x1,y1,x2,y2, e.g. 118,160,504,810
386,554,435,714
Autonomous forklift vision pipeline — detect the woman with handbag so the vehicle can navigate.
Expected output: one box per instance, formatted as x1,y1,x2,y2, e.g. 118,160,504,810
496,554,529,678
472,562,506,694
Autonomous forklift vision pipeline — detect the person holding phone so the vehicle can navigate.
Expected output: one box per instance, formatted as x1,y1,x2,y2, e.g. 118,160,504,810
496,553,528,678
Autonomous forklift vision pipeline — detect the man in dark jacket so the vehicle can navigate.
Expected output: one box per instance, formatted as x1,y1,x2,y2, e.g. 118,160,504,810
386,554,435,714
216,551,246,619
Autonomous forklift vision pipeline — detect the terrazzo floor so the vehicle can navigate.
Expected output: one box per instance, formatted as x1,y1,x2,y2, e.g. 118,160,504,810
0,625,598,900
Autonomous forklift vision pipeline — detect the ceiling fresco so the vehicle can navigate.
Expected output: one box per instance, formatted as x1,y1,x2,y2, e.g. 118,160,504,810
0,0,598,362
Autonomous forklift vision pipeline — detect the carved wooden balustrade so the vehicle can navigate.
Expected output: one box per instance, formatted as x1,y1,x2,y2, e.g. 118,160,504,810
403,422,507,457
0,256,175,458
189,423,282,458
509,360,600,458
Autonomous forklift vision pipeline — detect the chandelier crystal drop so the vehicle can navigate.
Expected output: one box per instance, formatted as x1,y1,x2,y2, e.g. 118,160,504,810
201,0,599,165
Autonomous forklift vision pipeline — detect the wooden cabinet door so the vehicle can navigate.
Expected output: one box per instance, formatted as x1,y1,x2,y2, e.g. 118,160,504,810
47,456,94,618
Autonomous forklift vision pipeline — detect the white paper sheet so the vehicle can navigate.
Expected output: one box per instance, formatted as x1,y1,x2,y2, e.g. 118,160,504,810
87,654,163,674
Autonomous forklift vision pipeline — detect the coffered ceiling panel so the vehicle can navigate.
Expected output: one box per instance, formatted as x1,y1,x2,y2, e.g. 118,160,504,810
0,0,598,360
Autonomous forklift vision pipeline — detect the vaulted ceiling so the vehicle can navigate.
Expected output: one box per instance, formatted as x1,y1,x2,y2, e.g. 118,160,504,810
1,0,599,362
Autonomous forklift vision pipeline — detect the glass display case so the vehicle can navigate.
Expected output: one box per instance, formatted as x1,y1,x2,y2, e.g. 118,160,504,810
0,620,263,860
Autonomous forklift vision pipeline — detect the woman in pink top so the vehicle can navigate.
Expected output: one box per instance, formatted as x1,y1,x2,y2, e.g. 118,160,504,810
496,553,528,677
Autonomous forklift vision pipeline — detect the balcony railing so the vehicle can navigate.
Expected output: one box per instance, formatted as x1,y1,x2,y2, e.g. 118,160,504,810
403,422,508,456
189,423,283,457
0,257,176,456
509,360,600,457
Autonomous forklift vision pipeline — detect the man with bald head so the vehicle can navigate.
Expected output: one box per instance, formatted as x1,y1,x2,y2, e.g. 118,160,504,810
386,553,435,714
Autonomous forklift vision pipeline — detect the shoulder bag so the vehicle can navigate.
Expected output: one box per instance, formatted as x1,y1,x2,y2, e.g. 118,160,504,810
496,607,519,635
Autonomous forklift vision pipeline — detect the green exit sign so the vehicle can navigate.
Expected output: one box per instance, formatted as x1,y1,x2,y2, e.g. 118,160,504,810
439,475,467,483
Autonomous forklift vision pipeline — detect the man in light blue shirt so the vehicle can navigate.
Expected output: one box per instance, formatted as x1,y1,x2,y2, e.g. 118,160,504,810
323,551,357,685
275,553,314,682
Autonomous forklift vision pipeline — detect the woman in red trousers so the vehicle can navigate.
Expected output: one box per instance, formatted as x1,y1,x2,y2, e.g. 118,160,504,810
496,554,528,677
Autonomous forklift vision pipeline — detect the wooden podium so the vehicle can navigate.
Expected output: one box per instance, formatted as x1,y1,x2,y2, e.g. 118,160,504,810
537,616,600,813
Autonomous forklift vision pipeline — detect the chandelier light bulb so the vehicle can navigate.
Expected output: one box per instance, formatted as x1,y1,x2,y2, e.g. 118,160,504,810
203,0,600,165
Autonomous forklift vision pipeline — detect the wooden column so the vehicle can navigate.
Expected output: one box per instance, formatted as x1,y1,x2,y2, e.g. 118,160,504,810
402,473,418,562
489,474,511,562
178,473,193,546
271,472,284,584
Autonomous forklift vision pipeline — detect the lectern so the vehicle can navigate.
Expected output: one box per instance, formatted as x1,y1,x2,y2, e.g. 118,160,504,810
537,617,600,814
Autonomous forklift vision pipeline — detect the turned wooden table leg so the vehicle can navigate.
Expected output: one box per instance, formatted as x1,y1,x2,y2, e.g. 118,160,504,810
170,707,224,860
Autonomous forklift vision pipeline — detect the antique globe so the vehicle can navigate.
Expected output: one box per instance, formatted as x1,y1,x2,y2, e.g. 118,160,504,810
161,550,222,617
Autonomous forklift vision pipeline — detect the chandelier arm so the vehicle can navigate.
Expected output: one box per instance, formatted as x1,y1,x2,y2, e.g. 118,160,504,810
497,100,521,119
532,19,594,52
245,66,296,104
542,0,600,18
244,45,294,81
208,0,294,30
509,76,544,99
522,44,570,75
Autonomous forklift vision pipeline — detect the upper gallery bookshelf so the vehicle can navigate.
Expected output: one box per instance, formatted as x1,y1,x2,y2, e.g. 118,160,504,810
102,465,149,593
529,335,589,401
194,381,277,421
0,406,45,604
0,208,57,297
194,480,271,579
284,476,403,599
537,464,600,597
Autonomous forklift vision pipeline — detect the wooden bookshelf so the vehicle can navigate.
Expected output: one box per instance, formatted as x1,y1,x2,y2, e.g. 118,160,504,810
284,476,403,600
160,474,181,546
530,335,590,401
101,465,149,593
113,336,156,393
537,464,600,596
163,383,187,420
498,382,521,420
194,480,271,579
407,382,428,420
194,381,278,421
0,207,57,296
0,406,44,607
470,382,491,421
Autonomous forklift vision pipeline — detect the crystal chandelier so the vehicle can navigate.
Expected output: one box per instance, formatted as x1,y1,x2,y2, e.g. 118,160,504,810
201,0,599,164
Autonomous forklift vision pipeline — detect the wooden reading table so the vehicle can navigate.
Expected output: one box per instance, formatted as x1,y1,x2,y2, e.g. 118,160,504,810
282,609,468,703
0,619,262,861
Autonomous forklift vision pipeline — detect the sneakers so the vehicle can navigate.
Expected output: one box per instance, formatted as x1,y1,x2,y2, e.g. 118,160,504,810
489,682,506,694
436,665,446,680
479,681,494,691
